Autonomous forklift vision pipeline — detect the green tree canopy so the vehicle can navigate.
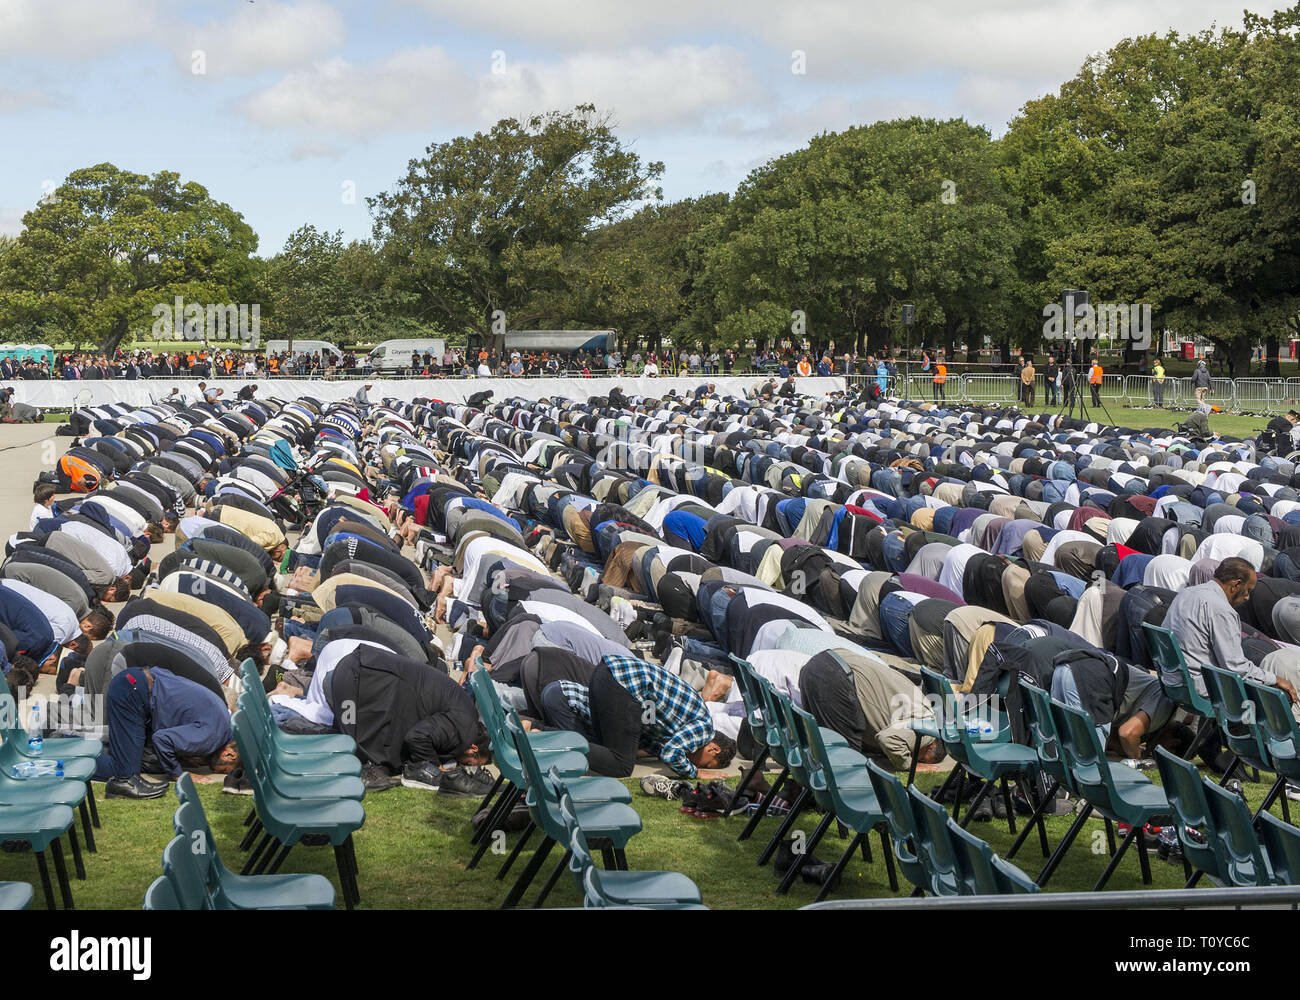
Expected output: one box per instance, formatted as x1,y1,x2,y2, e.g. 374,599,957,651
0,163,259,353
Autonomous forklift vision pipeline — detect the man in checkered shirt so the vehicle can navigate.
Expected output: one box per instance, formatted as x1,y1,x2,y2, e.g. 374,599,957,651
550,654,737,778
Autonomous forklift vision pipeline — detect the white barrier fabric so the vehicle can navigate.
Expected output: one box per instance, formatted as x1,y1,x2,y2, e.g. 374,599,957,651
12,376,846,409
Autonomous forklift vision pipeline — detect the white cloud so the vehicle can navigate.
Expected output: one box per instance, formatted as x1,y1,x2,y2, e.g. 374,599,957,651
240,47,473,135
0,209,24,237
240,43,752,139
0,0,161,57
179,0,346,76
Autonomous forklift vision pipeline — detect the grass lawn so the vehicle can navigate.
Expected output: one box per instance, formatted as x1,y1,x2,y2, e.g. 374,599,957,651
1,766,1284,909
1093,404,1270,440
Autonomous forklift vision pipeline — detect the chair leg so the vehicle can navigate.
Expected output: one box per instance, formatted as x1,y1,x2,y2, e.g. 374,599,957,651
333,843,356,910
1182,717,1214,762
78,799,96,854
1036,803,1092,887
86,782,100,829
531,849,573,908
906,730,923,787
815,833,862,903
67,826,85,881
242,807,256,827
468,786,520,868
1006,779,1059,861
738,765,787,842
35,849,56,910
242,832,274,874
862,830,873,863
757,787,807,867
1218,754,1241,787
474,771,505,816
1104,819,1117,857
470,781,516,847
252,836,282,875
999,777,1017,836
1255,775,1287,822
777,811,833,895
1093,822,1139,891
267,843,293,874
495,822,536,880
344,835,362,906
50,837,74,910
613,848,628,871
501,836,555,910
957,779,993,830
1135,828,1152,885
879,825,899,892
951,769,967,823
239,816,263,852
725,750,768,818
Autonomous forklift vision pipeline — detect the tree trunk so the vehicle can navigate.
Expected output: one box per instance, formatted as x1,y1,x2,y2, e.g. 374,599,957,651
1266,335,1281,378
99,316,130,357
1228,336,1252,379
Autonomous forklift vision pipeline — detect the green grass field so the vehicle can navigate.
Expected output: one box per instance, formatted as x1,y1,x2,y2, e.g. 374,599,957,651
1,767,1281,909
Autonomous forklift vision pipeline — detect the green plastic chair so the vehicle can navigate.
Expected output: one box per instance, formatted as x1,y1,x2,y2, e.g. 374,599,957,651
232,711,365,800
731,654,798,844
464,669,618,875
1258,811,1300,887
1141,624,1217,759
239,660,357,756
498,717,642,909
785,700,895,899
142,876,183,911
235,693,361,777
0,747,94,871
866,762,929,894
161,836,214,910
1241,679,1300,815
0,804,76,909
1153,746,1219,886
906,784,962,897
1050,697,1171,890
990,855,1042,894
557,787,704,909
723,653,773,817
1200,779,1274,886
0,881,32,909
946,818,1038,895
173,800,336,909
228,711,365,909
917,667,977,821
1202,664,1278,800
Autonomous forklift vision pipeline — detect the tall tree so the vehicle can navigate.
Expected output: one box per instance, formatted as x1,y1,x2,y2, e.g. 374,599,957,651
368,105,664,338
0,164,258,354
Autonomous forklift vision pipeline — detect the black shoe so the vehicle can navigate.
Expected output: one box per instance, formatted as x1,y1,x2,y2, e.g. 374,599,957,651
106,774,168,800
679,783,705,816
360,762,400,792
439,765,496,798
774,838,828,875
801,860,841,892
401,761,443,792
221,767,254,796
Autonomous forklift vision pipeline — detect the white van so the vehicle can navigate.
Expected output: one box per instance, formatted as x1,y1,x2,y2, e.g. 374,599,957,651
264,339,345,361
367,338,448,373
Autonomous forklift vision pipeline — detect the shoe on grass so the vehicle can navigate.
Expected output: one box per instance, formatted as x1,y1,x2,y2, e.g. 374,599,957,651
106,774,168,800
360,762,400,792
401,761,443,792
640,774,691,800
439,764,496,798
221,767,254,796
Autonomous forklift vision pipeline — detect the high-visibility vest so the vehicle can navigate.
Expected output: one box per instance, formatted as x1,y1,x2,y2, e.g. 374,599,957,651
1089,365,1103,385
933,364,947,384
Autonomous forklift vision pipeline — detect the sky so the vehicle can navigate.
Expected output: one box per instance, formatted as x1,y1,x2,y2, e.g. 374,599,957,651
0,0,1288,255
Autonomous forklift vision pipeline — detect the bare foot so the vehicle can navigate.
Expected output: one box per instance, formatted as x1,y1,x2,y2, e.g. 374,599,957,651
700,669,734,703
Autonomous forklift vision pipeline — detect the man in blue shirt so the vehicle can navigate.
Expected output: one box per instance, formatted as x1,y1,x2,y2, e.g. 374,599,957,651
94,667,237,799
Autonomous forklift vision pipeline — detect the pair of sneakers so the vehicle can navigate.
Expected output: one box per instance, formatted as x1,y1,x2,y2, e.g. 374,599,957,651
400,761,496,797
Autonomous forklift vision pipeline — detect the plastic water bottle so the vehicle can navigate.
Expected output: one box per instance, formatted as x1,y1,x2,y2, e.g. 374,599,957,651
26,703,42,756
10,759,64,779
965,719,995,741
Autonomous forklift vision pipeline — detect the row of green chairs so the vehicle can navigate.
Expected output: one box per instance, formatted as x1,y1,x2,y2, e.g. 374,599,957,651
143,773,337,909
0,692,103,909
230,659,365,909
465,669,648,908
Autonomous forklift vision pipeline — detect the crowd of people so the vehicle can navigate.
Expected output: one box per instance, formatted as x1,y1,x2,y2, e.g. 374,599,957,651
6,371,1300,897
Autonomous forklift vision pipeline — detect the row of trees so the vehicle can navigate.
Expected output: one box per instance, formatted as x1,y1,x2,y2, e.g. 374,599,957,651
2,6,1299,370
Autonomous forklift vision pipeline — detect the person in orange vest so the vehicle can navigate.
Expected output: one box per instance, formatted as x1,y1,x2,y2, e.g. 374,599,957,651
932,353,947,403
1088,355,1104,407
796,355,812,377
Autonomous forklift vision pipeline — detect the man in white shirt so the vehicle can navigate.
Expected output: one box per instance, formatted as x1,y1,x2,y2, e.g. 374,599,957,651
56,522,132,577
0,578,114,645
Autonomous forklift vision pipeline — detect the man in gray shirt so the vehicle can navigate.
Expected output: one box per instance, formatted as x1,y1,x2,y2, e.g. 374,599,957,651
1162,557,1298,715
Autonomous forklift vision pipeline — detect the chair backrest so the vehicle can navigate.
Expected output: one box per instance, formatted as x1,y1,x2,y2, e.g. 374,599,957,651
1047,697,1111,801
918,666,969,765
229,711,268,796
161,836,214,910
466,669,525,784
1243,680,1300,771
1201,778,1273,886
143,876,184,911
946,818,1001,895
906,784,961,897
865,762,922,866
557,783,602,904
990,855,1041,894
1141,623,1214,716
174,771,200,807
171,800,223,890
752,673,801,772
1257,811,1300,886
504,711,565,841
727,654,766,730
1019,681,1072,789
1153,746,1219,874
1202,664,1273,770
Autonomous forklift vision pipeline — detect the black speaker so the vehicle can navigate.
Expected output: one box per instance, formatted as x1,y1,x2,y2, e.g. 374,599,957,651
901,303,915,325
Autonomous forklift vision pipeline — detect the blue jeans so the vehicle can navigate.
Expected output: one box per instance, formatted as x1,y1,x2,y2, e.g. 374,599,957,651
878,594,917,658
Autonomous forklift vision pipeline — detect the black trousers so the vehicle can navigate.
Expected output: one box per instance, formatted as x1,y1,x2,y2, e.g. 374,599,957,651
584,665,644,778
798,658,867,756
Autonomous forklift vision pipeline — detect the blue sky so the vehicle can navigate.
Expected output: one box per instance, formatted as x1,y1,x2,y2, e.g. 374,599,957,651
0,0,1287,254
